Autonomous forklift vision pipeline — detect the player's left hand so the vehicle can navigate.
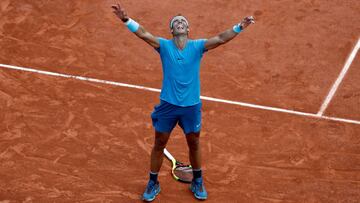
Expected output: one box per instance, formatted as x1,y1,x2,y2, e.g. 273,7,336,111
240,16,255,29
111,2,129,22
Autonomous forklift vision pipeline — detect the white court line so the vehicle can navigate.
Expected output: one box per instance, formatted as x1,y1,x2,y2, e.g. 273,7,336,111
1,63,360,125
317,38,360,116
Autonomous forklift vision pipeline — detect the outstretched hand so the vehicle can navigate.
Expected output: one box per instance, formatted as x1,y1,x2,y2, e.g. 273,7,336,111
111,2,129,22
240,16,255,29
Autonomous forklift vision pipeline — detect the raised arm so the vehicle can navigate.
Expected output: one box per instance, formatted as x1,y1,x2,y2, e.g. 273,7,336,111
205,16,255,51
112,3,159,48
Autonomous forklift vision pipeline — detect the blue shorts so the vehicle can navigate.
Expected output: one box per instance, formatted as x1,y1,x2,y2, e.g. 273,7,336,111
151,100,202,134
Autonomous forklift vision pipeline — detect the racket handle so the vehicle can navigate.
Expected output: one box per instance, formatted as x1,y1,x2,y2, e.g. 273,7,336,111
163,148,175,160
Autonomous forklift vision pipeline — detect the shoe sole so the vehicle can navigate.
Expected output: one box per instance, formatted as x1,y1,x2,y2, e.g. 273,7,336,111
142,188,161,202
194,193,207,200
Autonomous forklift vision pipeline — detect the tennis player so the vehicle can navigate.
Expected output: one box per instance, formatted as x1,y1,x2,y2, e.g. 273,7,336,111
112,2,254,201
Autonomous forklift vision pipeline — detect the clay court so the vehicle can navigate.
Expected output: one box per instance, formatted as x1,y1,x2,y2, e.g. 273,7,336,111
1,0,360,202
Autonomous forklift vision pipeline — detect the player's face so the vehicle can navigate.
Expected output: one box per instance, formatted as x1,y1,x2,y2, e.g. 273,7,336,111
171,17,189,35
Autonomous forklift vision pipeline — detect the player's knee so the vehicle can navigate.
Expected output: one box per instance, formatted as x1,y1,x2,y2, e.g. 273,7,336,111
154,139,167,151
153,144,166,152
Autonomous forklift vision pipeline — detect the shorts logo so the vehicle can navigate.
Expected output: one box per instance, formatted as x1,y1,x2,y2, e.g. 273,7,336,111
196,123,201,128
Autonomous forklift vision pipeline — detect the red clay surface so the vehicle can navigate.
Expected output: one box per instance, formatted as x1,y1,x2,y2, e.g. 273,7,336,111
325,55,360,120
1,0,360,202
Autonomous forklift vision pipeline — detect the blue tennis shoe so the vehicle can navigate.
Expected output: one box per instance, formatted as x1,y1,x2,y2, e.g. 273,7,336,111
190,177,208,200
142,180,161,202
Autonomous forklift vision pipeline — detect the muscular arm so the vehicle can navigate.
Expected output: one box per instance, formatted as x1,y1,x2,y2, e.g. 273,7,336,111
205,16,255,51
205,28,238,50
134,25,160,48
112,3,159,48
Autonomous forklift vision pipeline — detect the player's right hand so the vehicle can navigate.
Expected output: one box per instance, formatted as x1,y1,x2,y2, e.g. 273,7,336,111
111,2,129,22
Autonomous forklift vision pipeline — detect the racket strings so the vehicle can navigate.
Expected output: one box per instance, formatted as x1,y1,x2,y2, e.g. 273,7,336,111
174,165,193,182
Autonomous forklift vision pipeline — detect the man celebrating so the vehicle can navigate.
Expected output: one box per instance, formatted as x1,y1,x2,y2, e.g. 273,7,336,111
112,2,254,201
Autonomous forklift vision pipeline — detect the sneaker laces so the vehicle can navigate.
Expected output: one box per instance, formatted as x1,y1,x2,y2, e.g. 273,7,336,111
146,180,156,193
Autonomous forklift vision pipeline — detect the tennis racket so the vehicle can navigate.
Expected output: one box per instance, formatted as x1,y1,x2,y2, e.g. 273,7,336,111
163,148,193,183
